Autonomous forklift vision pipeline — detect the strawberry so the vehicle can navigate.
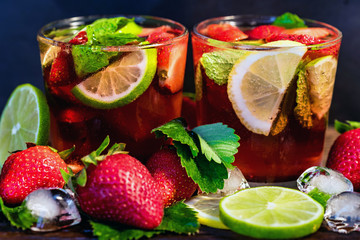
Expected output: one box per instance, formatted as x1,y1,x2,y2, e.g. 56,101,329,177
283,27,334,39
205,23,248,42
146,148,197,207
0,146,67,205
326,128,360,191
266,33,323,45
69,31,88,45
306,42,341,60
76,153,164,229
246,25,285,40
147,26,187,93
48,48,76,87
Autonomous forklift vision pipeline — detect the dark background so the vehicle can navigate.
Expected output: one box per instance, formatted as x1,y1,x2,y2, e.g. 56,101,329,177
1,0,359,122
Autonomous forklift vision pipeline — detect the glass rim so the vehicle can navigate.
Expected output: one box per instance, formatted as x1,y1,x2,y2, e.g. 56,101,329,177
37,14,189,50
192,14,342,50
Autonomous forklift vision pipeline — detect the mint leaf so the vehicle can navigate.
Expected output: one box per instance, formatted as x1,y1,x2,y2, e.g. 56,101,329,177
72,17,144,77
72,45,118,77
90,202,199,240
156,202,199,233
193,123,240,169
200,50,246,85
152,118,199,157
90,221,162,240
273,12,307,29
0,198,37,230
153,118,239,193
334,120,360,134
180,152,228,193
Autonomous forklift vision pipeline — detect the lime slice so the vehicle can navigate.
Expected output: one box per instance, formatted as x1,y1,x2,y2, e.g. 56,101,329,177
219,186,324,239
186,195,229,229
227,40,307,135
72,49,157,109
305,55,337,119
0,84,50,167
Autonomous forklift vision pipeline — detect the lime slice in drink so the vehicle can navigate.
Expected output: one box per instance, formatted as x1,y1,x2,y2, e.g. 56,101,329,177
186,195,229,229
219,186,324,239
0,84,50,167
72,49,157,109
305,55,337,119
227,40,307,135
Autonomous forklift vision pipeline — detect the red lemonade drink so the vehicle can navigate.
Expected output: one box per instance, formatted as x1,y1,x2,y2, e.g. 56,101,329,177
192,13,342,183
37,16,188,170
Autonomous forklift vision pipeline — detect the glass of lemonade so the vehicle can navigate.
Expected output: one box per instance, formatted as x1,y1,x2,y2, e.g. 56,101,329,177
192,14,342,184
37,15,188,171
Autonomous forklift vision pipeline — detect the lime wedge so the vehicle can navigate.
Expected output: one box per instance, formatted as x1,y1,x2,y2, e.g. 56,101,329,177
0,84,50,167
72,48,157,109
227,40,307,135
219,186,324,239
186,195,229,229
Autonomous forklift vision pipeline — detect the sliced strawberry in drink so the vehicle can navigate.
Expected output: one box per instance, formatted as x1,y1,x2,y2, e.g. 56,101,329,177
266,33,323,45
48,48,75,86
283,27,334,39
57,105,97,123
147,26,187,93
245,25,285,40
205,23,248,42
306,42,341,59
69,31,88,45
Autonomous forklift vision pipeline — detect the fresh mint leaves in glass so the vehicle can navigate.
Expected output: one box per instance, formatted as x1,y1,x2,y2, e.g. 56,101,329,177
192,13,342,184
37,16,188,171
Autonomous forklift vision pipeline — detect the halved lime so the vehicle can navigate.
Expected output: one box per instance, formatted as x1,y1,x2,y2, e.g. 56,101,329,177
186,194,229,229
72,48,157,109
219,186,324,239
0,84,50,167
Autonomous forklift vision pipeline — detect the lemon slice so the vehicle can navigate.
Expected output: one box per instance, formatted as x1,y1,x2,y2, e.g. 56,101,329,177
306,55,337,119
227,40,307,135
72,49,157,109
219,186,324,239
186,195,229,229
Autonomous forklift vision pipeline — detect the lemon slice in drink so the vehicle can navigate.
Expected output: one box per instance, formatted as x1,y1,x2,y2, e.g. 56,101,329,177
0,84,50,167
227,40,307,135
219,186,324,239
72,49,157,109
186,195,229,229
306,55,337,119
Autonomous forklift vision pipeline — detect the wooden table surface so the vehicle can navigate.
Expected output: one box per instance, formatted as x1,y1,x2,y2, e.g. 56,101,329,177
1,127,359,240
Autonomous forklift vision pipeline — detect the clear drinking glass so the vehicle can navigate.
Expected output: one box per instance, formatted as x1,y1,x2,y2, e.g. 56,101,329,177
37,15,188,171
192,15,342,184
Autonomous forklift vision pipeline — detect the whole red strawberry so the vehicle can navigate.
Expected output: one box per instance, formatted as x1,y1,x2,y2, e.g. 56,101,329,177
326,128,360,191
146,148,197,207
76,153,163,229
0,146,67,205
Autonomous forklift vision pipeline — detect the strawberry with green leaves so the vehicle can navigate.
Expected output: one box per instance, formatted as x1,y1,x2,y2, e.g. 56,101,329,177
0,145,68,206
64,137,164,230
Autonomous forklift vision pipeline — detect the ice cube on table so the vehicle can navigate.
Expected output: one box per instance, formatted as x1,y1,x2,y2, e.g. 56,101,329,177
297,166,353,206
324,191,360,234
25,188,81,232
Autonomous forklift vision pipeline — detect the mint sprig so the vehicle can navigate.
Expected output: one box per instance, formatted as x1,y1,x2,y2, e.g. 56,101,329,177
0,198,37,230
272,12,307,29
152,118,240,193
90,202,199,240
334,120,360,134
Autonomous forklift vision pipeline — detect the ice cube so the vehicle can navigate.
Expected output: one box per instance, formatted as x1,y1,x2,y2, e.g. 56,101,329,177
297,166,353,204
25,188,81,232
324,191,360,234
